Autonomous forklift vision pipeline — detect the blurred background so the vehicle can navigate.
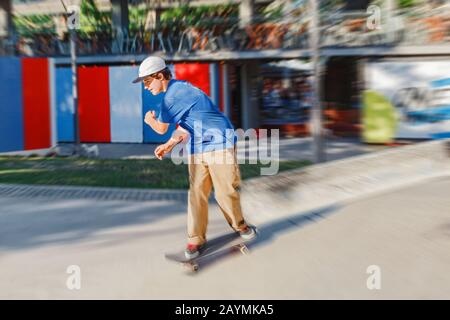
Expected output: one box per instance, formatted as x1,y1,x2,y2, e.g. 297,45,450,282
1,1,450,300
0,0,448,154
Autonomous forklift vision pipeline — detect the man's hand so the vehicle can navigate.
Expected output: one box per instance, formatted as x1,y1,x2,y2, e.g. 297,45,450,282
144,110,169,134
154,132,187,160
154,142,174,160
144,110,157,126
154,127,189,160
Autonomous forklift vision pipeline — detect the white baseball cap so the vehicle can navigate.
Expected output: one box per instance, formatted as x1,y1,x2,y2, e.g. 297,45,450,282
132,56,166,83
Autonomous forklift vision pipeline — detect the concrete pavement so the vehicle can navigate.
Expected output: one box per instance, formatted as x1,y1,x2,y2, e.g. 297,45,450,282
1,176,449,299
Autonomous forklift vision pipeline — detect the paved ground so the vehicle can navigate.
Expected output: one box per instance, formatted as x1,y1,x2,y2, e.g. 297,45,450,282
1,137,392,161
0,184,188,202
0,176,449,299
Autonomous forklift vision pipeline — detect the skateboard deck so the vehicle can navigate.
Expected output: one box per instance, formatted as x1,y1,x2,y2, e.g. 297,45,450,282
165,230,257,272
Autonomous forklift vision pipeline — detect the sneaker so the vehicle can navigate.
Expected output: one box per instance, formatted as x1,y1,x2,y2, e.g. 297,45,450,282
239,226,257,241
184,243,203,260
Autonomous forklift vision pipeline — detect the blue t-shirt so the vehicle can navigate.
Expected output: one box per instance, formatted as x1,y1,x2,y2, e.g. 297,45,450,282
157,80,236,154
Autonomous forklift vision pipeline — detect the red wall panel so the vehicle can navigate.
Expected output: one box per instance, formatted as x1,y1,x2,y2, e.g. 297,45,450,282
78,66,111,142
174,63,210,96
22,58,51,150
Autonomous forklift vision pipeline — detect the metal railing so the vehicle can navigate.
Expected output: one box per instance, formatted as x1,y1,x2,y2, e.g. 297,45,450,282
319,5,450,47
1,5,449,57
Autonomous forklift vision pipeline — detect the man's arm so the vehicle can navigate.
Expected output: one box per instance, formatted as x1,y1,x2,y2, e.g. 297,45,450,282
144,110,169,134
168,126,189,145
154,127,190,160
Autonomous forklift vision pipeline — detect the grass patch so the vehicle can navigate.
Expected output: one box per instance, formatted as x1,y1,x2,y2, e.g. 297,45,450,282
0,156,311,189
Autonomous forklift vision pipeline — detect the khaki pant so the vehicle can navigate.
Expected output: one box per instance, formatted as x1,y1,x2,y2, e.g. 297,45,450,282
187,147,247,245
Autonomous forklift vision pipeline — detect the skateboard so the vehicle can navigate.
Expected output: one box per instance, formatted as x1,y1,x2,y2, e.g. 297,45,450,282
165,230,257,272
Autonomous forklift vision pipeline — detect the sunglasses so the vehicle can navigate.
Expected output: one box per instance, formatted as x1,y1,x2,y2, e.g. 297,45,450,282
143,73,160,86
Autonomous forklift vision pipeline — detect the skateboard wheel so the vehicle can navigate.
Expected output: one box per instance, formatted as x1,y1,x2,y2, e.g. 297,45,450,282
240,245,250,255
183,262,199,272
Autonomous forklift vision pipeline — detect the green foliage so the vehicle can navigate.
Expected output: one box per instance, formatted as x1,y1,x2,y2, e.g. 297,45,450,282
398,0,416,8
13,0,112,38
159,4,238,29
129,6,147,32
259,3,285,22
13,14,56,37
79,0,111,36
362,90,398,144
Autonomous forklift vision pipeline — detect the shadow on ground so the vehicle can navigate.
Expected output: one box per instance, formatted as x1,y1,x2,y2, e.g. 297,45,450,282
174,204,341,274
0,197,187,252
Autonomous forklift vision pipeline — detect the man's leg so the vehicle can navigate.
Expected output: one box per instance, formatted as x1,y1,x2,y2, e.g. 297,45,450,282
205,147,247,232
187,154,212,245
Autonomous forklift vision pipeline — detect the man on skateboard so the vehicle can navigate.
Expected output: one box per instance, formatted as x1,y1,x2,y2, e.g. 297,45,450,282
133,56,256,260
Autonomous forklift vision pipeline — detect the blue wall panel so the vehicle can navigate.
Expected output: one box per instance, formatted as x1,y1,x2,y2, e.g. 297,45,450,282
209,63,220,106
55,67,74,142
0,57,24,152
142,64,176,143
